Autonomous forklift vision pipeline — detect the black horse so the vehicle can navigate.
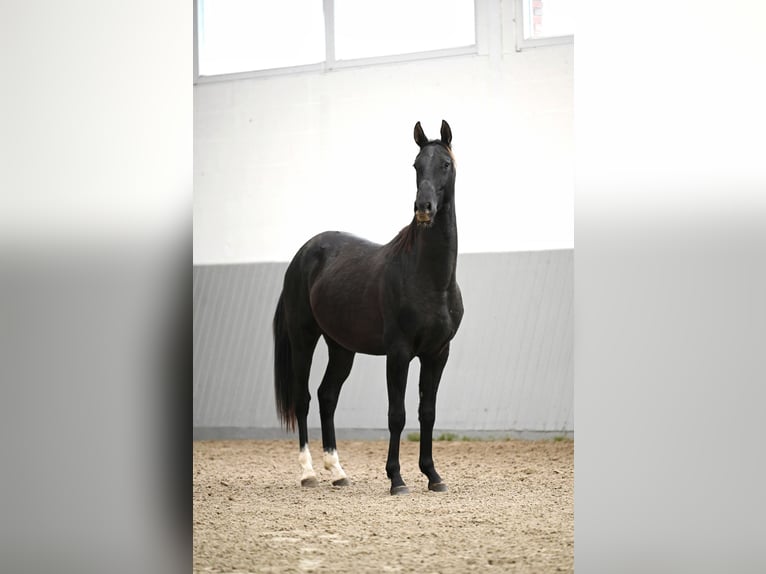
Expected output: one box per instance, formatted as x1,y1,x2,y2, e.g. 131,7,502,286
273,120,463,495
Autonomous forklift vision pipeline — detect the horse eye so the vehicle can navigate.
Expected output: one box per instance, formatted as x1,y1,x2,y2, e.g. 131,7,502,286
443,161,451,170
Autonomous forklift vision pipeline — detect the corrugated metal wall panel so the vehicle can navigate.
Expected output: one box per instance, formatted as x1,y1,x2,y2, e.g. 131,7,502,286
193,250,573,437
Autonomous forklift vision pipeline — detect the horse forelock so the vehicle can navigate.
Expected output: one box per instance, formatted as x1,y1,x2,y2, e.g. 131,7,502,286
420,140,456,167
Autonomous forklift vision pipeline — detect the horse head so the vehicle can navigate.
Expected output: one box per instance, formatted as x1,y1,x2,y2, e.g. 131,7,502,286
412,120,456,228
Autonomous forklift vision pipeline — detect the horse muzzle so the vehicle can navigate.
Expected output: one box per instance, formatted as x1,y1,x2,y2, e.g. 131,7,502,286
415,210,432,226
414,185,437,227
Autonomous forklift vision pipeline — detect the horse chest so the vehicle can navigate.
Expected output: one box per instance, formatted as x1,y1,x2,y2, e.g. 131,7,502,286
397,290,460,353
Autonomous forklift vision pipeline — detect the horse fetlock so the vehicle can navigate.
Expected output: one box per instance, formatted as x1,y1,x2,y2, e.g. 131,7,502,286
420,461,443,487
419,460,435,476
385,460,401,477
322,449,348,484
388,470,408,495
299,445,317,485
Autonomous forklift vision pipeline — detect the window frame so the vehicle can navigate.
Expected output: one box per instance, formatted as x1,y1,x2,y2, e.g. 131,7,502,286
194,0,480,83
512,0,574,52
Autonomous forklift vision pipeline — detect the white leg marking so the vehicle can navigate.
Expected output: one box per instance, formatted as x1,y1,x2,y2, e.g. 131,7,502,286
323,449,348,483
299,446,317,483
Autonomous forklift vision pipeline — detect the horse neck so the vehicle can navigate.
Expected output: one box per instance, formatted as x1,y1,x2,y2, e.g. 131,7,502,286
412,200,458,290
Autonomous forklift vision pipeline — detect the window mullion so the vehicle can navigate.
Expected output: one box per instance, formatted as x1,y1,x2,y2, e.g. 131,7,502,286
475,0,489,55
194,1,200,83
324,0,336,70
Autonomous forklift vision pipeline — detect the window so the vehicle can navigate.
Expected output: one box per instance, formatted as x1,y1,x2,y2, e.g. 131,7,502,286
515,0,574,50
195,0,476,80
197,1,325,76
333,0,475,61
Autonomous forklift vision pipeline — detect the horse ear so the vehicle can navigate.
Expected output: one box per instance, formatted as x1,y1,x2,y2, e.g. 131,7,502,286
440,120,452,148
414,121,429,148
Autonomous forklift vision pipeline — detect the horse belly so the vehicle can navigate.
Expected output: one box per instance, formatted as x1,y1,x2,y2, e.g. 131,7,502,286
310,283,386,355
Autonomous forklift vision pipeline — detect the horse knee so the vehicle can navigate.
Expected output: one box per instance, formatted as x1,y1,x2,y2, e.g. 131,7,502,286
388,409,406,433
419,395,436,427
418,404,435,427
317,384,336,406
295,391,311,417
318,386,340,417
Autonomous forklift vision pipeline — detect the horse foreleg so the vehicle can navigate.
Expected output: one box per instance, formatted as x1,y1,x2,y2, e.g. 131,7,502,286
385,349,410,495
418,346,450,492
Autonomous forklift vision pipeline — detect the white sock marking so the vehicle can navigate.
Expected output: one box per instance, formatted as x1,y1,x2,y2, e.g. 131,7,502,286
299,445,316,482
323,449,347,482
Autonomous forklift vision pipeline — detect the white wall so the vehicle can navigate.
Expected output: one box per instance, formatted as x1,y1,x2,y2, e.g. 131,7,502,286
194,4,573,264
193,251,573,435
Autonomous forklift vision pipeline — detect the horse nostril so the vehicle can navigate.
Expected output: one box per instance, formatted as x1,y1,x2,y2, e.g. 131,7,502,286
413,201,418,212
426,202,432,211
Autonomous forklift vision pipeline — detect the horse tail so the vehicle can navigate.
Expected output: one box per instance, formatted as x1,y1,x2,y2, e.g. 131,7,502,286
273,292,296,431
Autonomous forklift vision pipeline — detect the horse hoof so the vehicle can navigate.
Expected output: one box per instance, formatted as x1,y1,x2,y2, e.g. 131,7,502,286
332,477,351,487
301,476,319,488
428,481,448,492
390,485,410,496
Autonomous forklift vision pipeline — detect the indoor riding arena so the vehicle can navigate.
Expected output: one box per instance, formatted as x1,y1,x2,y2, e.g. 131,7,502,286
194,1,573,572
8,1,764,573
193,439,573,573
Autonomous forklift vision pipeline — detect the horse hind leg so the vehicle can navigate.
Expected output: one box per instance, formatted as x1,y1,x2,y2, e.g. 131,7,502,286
318,337,355,486
279,249,325,487
290,330,320,487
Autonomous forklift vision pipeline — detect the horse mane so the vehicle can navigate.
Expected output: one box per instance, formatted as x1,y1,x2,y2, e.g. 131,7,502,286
387,217,418,254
